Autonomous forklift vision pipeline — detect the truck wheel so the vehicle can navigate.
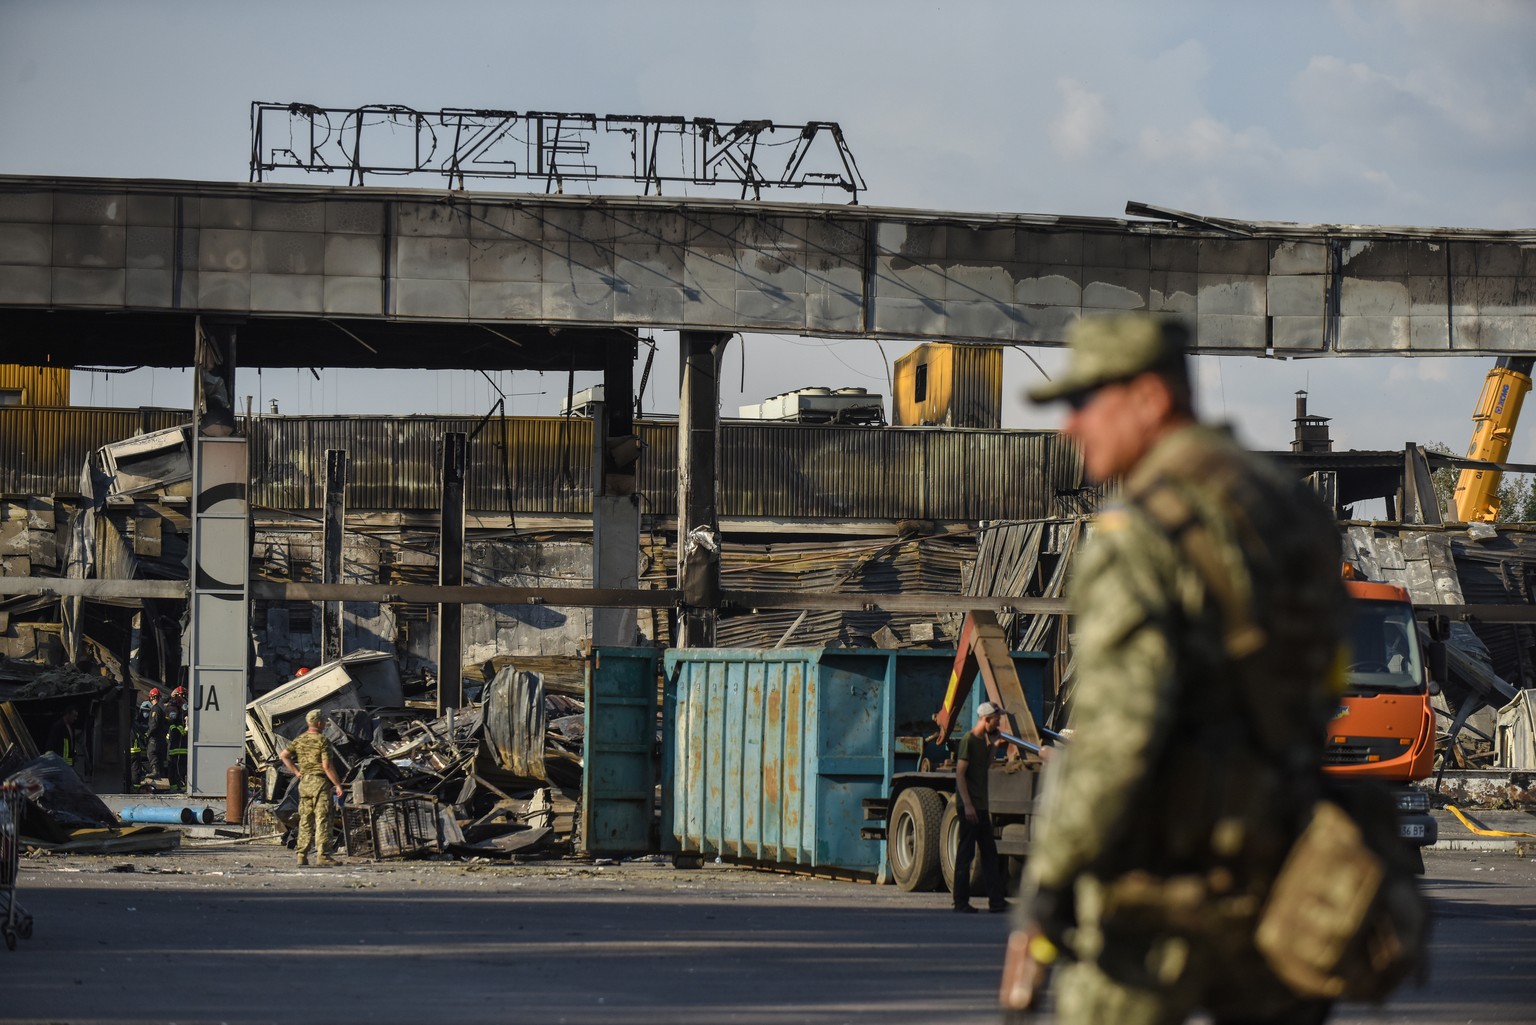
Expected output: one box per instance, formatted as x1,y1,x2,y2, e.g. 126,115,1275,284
888,787,944,892
940,796,985,894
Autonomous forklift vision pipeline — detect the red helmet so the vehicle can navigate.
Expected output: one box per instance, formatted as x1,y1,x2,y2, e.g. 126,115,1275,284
148,688,161,698
295,667,310,677
172,687,186,697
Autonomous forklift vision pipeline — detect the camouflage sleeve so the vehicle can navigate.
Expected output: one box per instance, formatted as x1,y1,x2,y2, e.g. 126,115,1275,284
1023,508,1183,891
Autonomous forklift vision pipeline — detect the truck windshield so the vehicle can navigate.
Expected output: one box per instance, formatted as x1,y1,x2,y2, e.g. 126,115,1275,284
1345,599,1423,694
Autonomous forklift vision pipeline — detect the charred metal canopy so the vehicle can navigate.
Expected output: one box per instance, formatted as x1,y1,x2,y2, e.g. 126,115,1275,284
0,309,623,371
1,175,1535,369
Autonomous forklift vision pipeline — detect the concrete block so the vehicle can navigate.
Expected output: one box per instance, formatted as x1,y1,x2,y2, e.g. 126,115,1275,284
470,239,543,283
324,235,385,278
197,271,252,311
1271,316,1327,352
51,224,125,268
1195,313,1267,350
325,200,386,235
127,194,176,227
251,272,325,314
54,192,127,225
252,199,327,233
542,281,613,322
198,197,253,229
1011,305,1078,344
397,236,470,280
1198,238,1267,275
0,221,51,266
1014,268,1081,307
1148,271,1198,314
0,266,50,304
1196,275,1266,316
126,226,174,270
614,285,686,325
1081,233,1149,269
1149,237,1198,272
1017,230,1083,267
197,228,254,272
1269,240,1328,276
1340,276,1412,317
393,277,469,319
1336,315,1412,351
0,191,52,223
1082,266,1150,310
51,267,126,306
468,280,544,320
1267,275,1326,316
250,231,326,276
946,225,1017,265
395,201,471,238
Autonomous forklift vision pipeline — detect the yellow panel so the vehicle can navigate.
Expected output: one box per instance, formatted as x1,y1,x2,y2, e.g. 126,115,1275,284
0,365,70,406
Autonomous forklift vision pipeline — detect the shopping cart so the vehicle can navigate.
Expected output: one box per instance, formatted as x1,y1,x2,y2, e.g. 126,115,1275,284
1,780,36,950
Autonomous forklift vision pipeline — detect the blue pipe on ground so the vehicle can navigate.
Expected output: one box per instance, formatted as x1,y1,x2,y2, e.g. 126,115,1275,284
117,806,217,825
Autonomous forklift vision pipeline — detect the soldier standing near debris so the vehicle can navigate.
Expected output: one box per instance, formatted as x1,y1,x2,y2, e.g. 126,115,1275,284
278,709,344,866
1004,315,1348,1024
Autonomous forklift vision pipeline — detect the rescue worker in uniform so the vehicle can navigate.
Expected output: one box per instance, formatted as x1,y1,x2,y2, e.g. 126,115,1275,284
1004,315,1348,1024
165,686,189,789
139,688,167,784
46,706,81,767
278,709,344,866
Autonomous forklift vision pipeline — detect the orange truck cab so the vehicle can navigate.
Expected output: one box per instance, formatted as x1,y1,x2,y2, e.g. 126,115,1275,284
1325,576,1439,853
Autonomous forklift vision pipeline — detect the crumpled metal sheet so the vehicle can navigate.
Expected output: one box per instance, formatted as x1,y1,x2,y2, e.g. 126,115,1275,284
482,667,547,781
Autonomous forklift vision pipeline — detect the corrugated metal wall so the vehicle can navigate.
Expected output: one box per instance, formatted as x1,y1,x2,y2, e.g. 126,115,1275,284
0,406,187,496
0,366,70,407
5,409,1082,522
248,416,1076,520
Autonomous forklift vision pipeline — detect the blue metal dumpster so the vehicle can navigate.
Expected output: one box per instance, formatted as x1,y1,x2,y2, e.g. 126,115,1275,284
582,647,662,854
660,647,1047,877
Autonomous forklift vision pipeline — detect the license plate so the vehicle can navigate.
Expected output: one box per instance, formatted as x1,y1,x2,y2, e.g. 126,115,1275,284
1400,823,1426,839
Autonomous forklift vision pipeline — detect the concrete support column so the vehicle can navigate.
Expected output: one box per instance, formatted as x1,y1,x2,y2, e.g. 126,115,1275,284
322,449,347,662
187,317,250,796
437,432,466,714
676,331,730,648
593,338,641,648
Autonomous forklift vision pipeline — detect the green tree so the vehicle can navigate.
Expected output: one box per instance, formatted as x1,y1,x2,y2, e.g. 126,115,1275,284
1427,441,1534,522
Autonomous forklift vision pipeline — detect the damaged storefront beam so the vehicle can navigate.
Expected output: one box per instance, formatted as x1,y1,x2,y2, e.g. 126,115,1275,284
0,576,1068,613
0,578,190,599
251,581,1069,614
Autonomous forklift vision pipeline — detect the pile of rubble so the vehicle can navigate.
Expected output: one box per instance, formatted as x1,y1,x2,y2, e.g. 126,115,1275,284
0,747,180,855
246,652,584,861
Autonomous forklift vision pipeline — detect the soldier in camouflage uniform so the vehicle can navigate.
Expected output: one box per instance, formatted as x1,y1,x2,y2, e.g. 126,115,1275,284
1005,315,1348,1024
279,709,345,866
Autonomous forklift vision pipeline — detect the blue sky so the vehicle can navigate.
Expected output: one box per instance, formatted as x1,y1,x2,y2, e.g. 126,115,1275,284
3,0,1533,458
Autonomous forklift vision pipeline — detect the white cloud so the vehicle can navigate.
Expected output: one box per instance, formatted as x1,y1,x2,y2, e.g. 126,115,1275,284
1048,78,1110,160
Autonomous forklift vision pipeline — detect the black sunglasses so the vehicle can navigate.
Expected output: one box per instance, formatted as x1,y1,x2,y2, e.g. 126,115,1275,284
1064,375,1135,412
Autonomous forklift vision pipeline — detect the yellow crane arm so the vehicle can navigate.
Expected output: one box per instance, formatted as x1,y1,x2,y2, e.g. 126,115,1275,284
1453,356,1535,522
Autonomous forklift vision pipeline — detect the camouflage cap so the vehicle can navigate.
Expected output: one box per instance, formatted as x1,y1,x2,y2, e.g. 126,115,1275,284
1027,314,1189,404
305,709,323,725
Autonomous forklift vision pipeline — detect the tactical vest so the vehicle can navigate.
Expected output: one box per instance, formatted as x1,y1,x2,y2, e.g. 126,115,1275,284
1113,435,1346,883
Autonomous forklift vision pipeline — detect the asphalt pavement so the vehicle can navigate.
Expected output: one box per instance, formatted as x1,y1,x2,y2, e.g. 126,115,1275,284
1,845,1531,1024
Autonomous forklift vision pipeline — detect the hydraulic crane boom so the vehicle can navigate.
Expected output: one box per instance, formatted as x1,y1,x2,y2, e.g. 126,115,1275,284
1453,356,1535,522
